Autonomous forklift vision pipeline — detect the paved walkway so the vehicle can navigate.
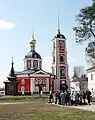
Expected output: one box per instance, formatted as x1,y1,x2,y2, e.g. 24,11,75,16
0,102,32,105
51,103,95,112
0,101,95,112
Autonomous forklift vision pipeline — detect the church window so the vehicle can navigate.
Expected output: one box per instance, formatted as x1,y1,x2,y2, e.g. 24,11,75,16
35,79,38,84
27,60,31,69
59,42,64,49
22,79,25,85
39,79,43,84
43,79,46,84
60,56,64,62
60,69,65,76
34,55,37,58
33,60,38,69
53,56,55,63
91,74,93,80
39,61,42,69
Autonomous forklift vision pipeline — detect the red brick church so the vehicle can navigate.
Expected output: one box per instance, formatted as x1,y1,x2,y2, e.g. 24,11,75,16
4,19,70,95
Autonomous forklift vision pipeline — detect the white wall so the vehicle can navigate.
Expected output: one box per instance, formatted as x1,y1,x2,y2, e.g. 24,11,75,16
46,78,49,92
30,78,35,94
88,71,95,93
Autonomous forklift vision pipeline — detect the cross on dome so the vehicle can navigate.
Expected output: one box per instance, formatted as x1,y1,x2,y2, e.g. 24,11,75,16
29,31,36,51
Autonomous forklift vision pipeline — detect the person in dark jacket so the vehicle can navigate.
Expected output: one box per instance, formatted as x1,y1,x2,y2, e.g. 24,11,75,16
65,91,69,105
87,91,91,105
58,91,61,104
49,92,53,103
83,91,86,105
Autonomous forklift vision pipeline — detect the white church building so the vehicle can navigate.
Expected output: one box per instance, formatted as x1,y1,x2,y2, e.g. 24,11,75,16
87,66,95,93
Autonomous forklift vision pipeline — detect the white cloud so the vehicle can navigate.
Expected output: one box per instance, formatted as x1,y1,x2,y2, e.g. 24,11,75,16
0,20,15,30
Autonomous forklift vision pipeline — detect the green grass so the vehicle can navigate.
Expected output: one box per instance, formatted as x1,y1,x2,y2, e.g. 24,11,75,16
0,97,95,120
0,95,48,102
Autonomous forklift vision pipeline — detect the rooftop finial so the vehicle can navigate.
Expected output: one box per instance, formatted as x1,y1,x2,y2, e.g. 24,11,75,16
9,57,15,77
12,57,14,64
29,29,36,51
32,30,34,40
58,12,60,34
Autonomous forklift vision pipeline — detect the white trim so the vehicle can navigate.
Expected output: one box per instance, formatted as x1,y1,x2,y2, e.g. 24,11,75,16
17,74,55,78
17,75,29,77
30,74,51,77
24,58,41,60
54,38,66,41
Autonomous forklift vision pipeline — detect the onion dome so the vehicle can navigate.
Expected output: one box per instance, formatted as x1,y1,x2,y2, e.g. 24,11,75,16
25,32,42,59
25,51,42,59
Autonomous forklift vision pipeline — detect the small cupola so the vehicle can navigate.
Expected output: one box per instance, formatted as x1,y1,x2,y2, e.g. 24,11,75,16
24,32,42,71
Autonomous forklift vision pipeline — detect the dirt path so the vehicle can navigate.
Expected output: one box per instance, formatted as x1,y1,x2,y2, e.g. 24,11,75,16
0,102,32,105
0,101,95,112
52,103,95,112
69,105,95,112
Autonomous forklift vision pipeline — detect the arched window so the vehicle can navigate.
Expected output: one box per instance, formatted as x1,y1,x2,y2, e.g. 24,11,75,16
27,60,31,69
39,61,42,69
60,56,64,62
59,42,65,49
33,60,38,69
22,79,25,85
60,69,65,76
34,55,37,58
53,56,55,62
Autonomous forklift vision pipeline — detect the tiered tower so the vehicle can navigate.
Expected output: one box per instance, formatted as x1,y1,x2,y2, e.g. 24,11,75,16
52,15,70,91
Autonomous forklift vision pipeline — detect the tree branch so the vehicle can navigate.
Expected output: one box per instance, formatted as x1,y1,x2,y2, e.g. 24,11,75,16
90,23,95,38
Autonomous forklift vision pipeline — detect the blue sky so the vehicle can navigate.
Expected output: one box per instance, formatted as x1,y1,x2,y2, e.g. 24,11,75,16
0,0,92,87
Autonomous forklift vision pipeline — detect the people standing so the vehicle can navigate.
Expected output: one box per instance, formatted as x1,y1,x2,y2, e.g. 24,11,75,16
49,92,53,103
83,91,86,105
54,91,58,104
70,93,74,105
60,91,65,105
65,91,68,105
75,93,79,106
79,93,83,105
87,91,91,105
58,91,61,104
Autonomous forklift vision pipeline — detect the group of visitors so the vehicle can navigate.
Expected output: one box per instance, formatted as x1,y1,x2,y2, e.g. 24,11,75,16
49,90,91,106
